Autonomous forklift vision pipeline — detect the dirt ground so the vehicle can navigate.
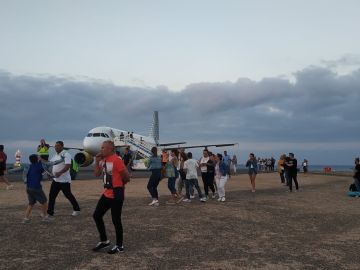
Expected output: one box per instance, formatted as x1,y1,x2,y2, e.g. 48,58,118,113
1,173,359,270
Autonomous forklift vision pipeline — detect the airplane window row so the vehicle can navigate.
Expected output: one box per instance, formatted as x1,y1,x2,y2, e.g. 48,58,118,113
86,133,110,138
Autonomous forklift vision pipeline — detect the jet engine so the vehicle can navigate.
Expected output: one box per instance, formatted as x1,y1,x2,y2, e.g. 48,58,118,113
74,151,94,167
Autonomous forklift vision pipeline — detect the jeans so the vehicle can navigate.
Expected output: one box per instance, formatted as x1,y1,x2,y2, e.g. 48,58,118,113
288,173,299,191
185,178,203,199
215,175,228,198
279,170,285,183
147,169,161,199
168,177,177,194
201,172,215,196
47,181,80,216
93,193,124,246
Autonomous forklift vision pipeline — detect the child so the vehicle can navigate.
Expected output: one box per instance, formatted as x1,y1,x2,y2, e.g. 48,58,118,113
8,154,62,223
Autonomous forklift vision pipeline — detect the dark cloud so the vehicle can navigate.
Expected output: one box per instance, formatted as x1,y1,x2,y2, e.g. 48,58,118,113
0,67,359,163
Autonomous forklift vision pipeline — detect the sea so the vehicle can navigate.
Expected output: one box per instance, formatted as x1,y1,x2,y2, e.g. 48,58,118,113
236,165,353,172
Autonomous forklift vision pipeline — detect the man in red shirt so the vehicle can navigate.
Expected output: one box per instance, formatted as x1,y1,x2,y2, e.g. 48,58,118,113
92,141,130,254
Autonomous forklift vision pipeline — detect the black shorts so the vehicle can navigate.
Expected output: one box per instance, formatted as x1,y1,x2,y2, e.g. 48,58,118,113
27,188,47,205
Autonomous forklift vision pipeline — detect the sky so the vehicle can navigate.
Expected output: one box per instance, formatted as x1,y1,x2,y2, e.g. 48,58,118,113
0,0,360,165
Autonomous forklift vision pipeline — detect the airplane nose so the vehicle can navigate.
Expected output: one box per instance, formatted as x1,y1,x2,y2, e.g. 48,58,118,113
83,137,100,155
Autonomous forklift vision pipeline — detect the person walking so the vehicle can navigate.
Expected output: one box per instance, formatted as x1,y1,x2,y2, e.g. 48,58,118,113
47,141,81,217
93,141,130,254
302,159,308,174
146,147,163,206
0,145,13,189
166,149,183,204
285,153,299,192
182,152,206,203
246,153,258,193
214,153,229,202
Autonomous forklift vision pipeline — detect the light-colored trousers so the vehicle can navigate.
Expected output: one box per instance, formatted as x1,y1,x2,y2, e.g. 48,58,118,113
215,175,228,198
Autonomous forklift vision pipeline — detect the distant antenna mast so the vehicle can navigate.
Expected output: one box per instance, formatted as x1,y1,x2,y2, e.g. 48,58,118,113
150,111,159,144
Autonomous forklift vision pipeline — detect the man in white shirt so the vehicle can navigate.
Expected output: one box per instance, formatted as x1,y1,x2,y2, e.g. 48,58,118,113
183,152,206,202
47,141,80,217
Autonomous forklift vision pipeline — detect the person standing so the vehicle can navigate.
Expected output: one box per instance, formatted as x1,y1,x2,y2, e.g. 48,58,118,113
177,151,187,196
146,147,163,206
302,159,308,174
47,141,81,217
93,141,130,254
223,150,231,176
278,154,286,184
231,155,238,175
214,154,229,202
285,153,299,192
246,153,258,193
199,149,215,199
353,157,360,192
37,139,50,161
0,145,13,190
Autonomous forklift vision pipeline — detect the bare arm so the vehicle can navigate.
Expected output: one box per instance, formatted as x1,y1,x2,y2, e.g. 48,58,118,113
54,164,71,178
120,168,130,183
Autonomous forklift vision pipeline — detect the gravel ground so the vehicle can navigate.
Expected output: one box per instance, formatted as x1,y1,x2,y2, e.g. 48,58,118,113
0,173,359,270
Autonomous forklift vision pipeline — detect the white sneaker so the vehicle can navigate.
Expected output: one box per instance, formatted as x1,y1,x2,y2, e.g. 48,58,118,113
148,199,159,206
183,198,191,203
6,184,14,190
72,211,81,217
190,195,195,199
22,218,30,223
200,197,207,202
221,197,226,202
212,193,216,199
217,197,222,202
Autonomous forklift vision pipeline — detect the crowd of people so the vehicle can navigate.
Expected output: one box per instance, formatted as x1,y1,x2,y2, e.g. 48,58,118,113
1,139,360,255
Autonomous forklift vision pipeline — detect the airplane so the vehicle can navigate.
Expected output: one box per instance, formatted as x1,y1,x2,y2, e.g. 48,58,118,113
70,111,237,170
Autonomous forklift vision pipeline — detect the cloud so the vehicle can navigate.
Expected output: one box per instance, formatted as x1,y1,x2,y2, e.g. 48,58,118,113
0,66,360,164
321,54,360,68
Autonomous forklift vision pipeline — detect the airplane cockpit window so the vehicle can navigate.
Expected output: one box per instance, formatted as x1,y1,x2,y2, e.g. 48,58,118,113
103,133,110,138
93,133,101,137
87,133,93,137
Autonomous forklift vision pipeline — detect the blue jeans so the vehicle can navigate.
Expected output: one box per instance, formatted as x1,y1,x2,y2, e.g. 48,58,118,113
185,178,203,199
147,169,162,199
168,177,177,194
354,177,360,192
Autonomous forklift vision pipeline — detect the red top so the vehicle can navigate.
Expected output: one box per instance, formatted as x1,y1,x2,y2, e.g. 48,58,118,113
100,154,126,199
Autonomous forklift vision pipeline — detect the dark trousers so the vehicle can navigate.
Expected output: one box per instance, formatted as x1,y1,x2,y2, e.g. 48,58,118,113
93,193,124,246
201,172,215,196
279,170,285,183
147,169,161,199
185,178,203,199
47,181,80,216
288,173,299,191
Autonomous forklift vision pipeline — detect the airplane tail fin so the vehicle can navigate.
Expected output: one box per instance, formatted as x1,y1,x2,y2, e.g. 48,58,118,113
149,111,159,144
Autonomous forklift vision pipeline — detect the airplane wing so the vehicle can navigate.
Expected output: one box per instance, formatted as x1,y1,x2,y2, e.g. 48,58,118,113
158,142,187,147
49,145,84,151
163,143,237,151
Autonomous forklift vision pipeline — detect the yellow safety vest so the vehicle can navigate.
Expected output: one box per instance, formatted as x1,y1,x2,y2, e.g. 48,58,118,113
38,145,49,156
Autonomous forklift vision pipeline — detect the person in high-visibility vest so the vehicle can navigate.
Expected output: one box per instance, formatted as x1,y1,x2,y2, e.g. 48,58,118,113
37,139,50,161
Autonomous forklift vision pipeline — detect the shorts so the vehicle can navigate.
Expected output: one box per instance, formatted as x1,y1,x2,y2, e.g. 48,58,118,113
27,187,47,205
248,169,257,176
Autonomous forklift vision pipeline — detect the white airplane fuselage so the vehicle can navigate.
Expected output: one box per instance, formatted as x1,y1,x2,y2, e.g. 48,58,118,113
83,127,156,156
